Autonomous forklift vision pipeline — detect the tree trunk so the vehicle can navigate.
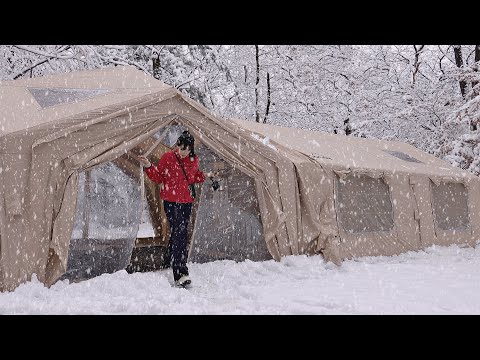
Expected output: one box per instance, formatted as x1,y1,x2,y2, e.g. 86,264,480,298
263,72,271,123
255,45,260,123
472,45,480,97
471,45,480,130
152,57,161,80
344,118,352,136
453,45,467,98
412,45,424,86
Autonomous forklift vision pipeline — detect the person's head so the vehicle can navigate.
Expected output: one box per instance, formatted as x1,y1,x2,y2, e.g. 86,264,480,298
176,130,195,159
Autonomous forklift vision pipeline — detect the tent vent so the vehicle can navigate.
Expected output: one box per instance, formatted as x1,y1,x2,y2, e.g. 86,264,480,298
383,150,423,164
28,87,111,108
310,153,333,160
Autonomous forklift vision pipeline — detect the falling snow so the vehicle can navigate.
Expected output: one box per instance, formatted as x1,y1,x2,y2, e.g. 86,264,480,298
2,45,480,314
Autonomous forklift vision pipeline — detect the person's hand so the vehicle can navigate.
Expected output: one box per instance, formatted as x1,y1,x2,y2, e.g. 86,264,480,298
206,171,221,191
137,155,152,168
205,171,218,179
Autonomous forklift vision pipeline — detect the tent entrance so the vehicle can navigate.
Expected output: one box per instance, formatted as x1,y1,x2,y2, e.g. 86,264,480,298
129,123,272,267
60,123,272,282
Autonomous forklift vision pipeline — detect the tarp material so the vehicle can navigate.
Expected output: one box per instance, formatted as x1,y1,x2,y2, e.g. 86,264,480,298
1,66,479,292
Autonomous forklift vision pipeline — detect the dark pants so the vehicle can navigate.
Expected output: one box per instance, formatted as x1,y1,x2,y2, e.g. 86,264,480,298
163,200,193,281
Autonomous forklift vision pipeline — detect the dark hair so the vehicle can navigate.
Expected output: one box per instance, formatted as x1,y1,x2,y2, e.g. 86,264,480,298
176,130,195,158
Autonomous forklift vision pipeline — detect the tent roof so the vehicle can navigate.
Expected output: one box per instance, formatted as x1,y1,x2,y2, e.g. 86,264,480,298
0,66,171,136
232,118,474,179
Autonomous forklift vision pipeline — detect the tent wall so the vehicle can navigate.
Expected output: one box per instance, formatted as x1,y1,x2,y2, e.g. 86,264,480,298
332,172,480,263
332,172,421,261
469,179,480,245
0,154,33,290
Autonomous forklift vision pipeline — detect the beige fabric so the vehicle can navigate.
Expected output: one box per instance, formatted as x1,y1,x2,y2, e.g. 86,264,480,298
233,119,480,263
0,66,169,136
232,119,471,179
1,65,480,292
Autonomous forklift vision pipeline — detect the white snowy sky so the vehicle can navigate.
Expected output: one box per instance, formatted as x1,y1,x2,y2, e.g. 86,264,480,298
1,243,480,315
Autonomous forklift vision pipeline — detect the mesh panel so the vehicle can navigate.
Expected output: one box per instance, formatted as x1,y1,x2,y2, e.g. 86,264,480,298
61,160,141,281
432,182,470,231
28,87,110,108
161,124,186,147
336,174,394,233
189,144,271,263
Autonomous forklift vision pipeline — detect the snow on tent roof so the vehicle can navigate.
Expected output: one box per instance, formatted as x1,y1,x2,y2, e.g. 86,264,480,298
28,87,111,108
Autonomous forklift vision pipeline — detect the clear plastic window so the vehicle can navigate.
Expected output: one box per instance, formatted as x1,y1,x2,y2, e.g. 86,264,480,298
62,160,141,281
336,174,394,233
29,87,110,108
383,150,423,164
432,182,470,231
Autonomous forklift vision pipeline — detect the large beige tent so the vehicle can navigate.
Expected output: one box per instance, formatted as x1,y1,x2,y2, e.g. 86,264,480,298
1,66,479,292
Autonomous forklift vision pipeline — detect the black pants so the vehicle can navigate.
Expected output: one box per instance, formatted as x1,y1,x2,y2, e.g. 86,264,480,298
163,200,193,281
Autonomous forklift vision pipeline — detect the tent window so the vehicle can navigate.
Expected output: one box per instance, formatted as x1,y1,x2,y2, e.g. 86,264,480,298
383,150,423,164
28,87,111,108
61,160,141,281
160,123,188,147
432,182,470,231
336,174,394,233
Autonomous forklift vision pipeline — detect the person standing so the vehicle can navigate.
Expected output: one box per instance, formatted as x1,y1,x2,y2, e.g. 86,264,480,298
138,130,213,287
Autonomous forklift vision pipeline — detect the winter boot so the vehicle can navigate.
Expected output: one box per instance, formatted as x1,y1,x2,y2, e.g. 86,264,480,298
175,275,192,288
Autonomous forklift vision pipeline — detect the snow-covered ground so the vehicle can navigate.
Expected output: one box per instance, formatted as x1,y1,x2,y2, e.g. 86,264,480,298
1,243,480,315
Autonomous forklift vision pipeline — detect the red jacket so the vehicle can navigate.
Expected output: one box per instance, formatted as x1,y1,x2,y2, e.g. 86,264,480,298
144,149,205,203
